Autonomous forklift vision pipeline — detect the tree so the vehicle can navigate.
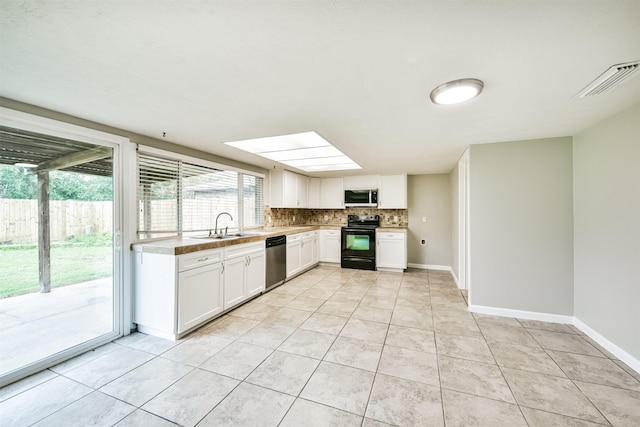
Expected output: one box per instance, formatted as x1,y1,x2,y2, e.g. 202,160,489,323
0,165,37,199
0,165,112,201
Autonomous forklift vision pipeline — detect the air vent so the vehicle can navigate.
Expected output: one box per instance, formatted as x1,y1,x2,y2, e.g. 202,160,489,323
576,60,640,98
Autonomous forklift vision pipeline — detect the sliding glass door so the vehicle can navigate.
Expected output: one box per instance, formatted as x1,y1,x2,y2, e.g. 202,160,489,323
0,122,123,387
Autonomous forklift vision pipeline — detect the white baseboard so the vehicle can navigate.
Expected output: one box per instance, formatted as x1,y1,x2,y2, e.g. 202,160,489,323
468,304,574,324
468,304,640,374
573,318,640,374
407,263,452,271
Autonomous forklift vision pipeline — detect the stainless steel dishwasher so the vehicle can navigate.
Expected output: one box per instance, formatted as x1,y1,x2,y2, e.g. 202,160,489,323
265,235,286,291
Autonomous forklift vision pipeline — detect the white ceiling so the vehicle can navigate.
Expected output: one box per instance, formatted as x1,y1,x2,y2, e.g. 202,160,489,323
1,1,639,176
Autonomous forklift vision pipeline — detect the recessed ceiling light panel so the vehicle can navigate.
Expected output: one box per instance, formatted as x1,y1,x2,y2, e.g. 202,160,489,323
430,78,484,105
224,131,361,172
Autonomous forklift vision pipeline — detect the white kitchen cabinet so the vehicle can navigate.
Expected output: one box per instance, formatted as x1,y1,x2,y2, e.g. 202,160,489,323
223,241,265,310
376,231,407,272
134,248,224,340
312,231,319,264
301,232,314,269
178,260,223,333
286,233,302,278
319,229,341,263
344,175,379,190
320,178,344,208
270,169,309,208
287,231,319,278
309,178,321,208
378,174,407,209
309,177,344,209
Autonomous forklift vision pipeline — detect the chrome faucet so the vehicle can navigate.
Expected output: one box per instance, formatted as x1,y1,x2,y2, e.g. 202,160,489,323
214,212,233,236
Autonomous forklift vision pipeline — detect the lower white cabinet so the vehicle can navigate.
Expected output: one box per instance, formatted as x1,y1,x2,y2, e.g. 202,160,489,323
223,242,265,310
178,259,223,333
376,231,407,272
286,234,302,278
319,229,341,263
287,231,319,278
133,242,265,340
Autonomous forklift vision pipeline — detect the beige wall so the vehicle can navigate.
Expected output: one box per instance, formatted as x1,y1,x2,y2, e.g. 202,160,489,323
573,103,640,360
469,136,574,315
407,174,452,267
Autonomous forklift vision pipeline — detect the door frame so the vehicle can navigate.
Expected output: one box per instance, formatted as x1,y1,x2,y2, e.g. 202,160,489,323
0,106,132,387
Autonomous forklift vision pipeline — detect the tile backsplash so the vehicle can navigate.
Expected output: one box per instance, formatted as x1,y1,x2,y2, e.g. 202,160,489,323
264,207,408,227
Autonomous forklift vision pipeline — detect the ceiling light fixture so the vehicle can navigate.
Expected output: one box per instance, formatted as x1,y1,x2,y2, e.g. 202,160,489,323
224,131,361,173
430,78,484,105
14,162,37,168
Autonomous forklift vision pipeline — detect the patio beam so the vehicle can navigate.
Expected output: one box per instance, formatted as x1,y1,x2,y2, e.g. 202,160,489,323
38,171,51,293
30,146,112,174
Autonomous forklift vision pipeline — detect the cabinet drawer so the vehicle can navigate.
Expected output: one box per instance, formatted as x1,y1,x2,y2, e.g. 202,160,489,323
224,241,264,259
178,249,223,272
287,233,302,242
321,230,340,237
377,232,405,240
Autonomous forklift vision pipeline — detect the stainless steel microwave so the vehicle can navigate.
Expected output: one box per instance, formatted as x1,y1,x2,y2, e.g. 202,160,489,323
344,189,378,207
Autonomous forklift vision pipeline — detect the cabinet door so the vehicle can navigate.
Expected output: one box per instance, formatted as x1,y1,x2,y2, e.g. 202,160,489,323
320,230,342,263
246,250,266,297
286,239,302,277
320,178,344,209
312,232,319,264
379,175,407,208
301,234,314,269
223,256,246,310
309,178,321,208
377,234,407,269
178,262,223,333
283,171,298,208
297,174,309,208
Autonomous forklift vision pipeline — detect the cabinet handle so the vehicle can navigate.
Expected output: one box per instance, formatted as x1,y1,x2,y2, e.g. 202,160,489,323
221,262,225,274
247,256,251,266
197,257,209,262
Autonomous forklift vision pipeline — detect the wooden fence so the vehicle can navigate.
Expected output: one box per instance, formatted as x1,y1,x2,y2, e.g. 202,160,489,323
0,199,112,244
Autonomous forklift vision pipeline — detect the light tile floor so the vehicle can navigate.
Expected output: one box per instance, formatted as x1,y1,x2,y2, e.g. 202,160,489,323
1,267,640,426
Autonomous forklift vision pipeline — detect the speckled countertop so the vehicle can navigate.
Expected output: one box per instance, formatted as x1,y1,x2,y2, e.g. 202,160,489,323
132,226,320,256
132,224,407,256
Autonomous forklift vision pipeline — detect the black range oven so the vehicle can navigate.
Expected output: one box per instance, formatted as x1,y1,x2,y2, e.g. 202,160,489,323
341,214,380,271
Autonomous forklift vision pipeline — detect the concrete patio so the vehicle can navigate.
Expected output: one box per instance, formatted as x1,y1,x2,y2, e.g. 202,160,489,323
0,278,113,376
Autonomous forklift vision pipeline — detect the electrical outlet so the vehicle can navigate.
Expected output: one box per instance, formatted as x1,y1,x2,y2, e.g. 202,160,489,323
324,215,329,221
267,215,272,223
422,216,427,223
394,215,398,223
292,215,296,222
421,239,426,245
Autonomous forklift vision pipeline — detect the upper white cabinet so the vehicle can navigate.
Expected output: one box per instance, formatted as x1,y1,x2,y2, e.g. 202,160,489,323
320,178,344,209
309,177,345,209
344,175,379,190
270,170,309,208
309,178,321,208
378,174,407,209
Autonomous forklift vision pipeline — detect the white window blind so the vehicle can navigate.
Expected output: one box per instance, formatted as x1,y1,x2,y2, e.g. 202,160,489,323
137,151,263,239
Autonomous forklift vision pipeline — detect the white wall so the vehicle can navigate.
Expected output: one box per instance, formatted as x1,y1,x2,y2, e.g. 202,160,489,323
469,137,574,315
407,174,452,267
573,103,640,361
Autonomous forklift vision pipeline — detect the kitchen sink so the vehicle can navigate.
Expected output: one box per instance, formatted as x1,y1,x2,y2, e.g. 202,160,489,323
188,234,236,240
187,232,258,240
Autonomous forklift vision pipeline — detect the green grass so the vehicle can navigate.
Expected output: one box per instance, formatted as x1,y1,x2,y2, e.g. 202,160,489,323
0,238,112,298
